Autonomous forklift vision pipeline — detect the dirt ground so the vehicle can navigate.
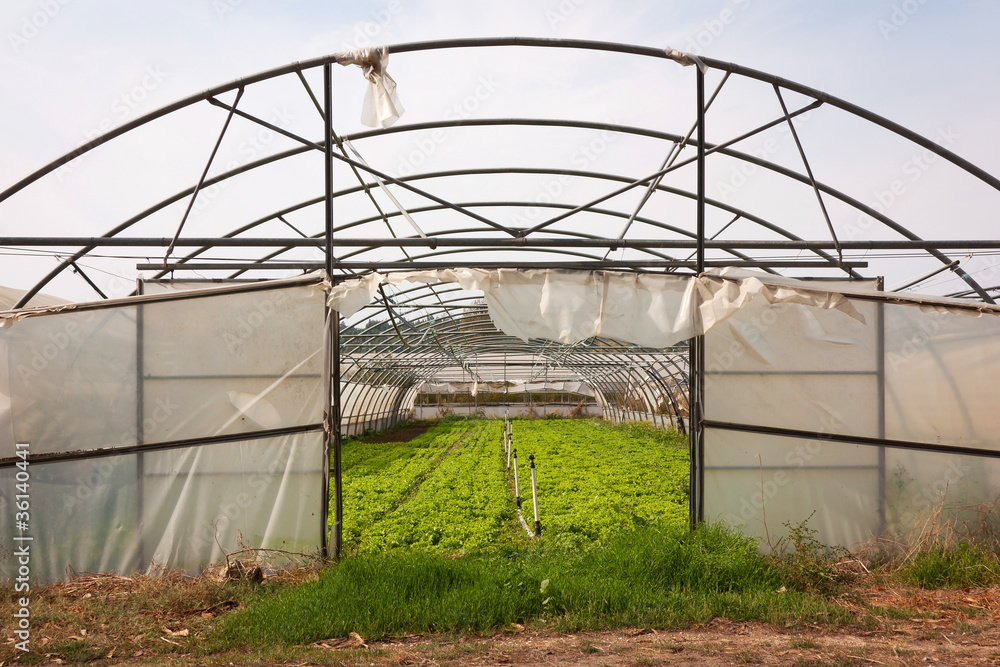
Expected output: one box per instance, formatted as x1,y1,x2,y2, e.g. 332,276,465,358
357,421,433,444
8,587,1000,666
354,620,1000,666
6,560,1000,666
10,625,1000,667
345,584,1000,666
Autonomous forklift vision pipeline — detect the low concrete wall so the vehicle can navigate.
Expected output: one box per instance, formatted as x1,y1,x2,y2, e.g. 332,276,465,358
413,403,604,420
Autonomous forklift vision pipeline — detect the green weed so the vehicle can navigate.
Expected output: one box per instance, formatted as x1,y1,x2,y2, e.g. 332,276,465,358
903,541,1000,588
770,513,850,595
207,524,845,648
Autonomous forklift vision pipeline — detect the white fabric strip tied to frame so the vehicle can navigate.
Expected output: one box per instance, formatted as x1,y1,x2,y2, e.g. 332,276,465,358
337,45,405,128
327,268,867,349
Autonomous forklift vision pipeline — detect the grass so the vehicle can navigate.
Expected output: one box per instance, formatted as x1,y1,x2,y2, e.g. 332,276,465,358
903,541,1000,588
207,523,850,648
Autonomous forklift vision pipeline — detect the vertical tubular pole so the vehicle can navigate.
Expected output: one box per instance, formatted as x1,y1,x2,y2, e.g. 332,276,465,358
322,306,333,559
506,433,513,471
323,62,344,559
689,66,707,529
135,284,145,572
530,455,541,537
332,310,343,557
696,68,706,275
513,449,521,508
876,277,887,534
323,65,335,279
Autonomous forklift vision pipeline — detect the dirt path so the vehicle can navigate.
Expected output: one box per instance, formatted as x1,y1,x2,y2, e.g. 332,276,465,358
7,591,1000,666
355,621,999,666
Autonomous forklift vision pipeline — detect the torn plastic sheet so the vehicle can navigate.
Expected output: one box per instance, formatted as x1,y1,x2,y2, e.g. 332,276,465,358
327,268,870,349
337,46,405,128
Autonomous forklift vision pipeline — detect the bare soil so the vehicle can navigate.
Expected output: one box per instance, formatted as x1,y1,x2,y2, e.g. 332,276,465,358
357,620,1000,666
358,421,434,444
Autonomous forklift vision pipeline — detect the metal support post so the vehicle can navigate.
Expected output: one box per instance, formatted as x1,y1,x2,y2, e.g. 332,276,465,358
876,276,887,534
530,454,542,537
135,286,145,572
513,449,521,508
689,64,707,529
322,62,343,559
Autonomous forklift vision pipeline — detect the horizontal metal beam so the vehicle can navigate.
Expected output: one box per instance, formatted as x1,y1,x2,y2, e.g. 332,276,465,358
703,419,1000,461
137,260,868,271
8,236,1000,250
0,423,324,468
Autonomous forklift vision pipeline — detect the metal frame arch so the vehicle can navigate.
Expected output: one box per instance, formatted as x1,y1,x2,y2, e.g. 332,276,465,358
7,38,1000,302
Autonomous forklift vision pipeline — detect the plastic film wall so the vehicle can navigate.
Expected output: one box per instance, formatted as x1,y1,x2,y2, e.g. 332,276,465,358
0,279,327,581
703,288,1000,550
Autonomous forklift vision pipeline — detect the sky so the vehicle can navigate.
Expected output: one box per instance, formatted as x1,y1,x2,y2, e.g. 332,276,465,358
1,0,999,302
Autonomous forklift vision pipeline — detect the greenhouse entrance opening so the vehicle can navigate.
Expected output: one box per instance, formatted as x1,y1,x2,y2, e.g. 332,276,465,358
4,38,1000,581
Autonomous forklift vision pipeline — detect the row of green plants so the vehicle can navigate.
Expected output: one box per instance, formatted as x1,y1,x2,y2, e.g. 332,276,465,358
339,417,690,553
507,419,689,549
357,421,513,552
339,422,461,545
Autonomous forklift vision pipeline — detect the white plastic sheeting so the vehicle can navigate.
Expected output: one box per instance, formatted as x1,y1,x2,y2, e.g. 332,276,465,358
0,278,327,581
328,268,864,348
702,280,1000,550
5,266,1000,578
0,286,66,310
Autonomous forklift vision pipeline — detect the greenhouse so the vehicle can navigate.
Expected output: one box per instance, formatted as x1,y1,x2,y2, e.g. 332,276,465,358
2,38,1000,583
